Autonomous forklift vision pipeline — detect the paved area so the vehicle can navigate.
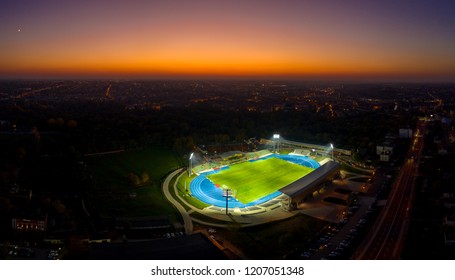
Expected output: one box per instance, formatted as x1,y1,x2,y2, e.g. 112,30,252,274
162,169,194,234
297,172,372,223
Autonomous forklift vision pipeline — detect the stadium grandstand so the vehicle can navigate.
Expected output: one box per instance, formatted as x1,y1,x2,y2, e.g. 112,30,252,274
260,138,352,156
279,160,341,210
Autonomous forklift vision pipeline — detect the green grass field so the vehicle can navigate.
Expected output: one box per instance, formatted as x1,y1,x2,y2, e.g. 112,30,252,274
84,146,183,218
206,157,314,204
85,146,182,191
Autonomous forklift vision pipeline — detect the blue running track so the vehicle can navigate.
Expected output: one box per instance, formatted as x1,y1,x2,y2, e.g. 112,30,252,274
190,154,320,208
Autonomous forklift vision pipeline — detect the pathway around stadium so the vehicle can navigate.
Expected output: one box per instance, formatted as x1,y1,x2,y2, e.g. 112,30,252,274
162,168,194,234
162,168,297,233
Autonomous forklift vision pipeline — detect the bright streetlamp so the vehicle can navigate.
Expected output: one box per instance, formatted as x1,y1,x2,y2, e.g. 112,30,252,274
188,152,194,176
273,134,280,153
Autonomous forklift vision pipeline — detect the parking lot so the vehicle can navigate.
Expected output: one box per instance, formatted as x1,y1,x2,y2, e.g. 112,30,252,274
298,168,391,259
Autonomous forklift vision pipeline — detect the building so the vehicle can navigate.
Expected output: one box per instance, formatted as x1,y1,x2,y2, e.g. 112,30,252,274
89,233,228,260
280,161,341,210
442,193,455,246
12,214,47,232
376,140,394,155
377,140,394,162
399,128,413,138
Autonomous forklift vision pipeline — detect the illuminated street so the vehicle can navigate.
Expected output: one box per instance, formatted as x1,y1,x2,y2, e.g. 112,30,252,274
354,121,426,259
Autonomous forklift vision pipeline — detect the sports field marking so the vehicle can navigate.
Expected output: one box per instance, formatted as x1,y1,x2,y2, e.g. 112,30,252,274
206,157,314,204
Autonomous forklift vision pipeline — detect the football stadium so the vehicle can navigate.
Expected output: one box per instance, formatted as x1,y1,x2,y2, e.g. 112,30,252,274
188,139,343,212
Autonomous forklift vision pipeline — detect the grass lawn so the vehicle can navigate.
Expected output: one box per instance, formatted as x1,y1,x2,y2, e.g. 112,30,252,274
90,185,177,218
85,146,182,191
84,146,183,218
206,157,314,204
176,174,210,209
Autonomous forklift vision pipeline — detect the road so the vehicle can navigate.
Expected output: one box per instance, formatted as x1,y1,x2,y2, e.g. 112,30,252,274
353,120,426,259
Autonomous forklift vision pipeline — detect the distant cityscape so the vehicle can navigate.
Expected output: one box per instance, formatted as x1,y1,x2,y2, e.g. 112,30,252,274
1,80,455,259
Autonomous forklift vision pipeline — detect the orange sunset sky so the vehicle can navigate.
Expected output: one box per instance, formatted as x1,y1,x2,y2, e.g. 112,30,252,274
1,0,455,81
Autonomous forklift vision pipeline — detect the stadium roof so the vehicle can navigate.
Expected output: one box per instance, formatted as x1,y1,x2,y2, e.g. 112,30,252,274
219,150,244,160
279,161,340,197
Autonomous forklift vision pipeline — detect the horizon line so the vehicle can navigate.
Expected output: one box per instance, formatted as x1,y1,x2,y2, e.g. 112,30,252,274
1,73,454,84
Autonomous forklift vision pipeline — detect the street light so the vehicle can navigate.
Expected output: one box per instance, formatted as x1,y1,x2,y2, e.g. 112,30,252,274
188,152,194,176
330,143,334,160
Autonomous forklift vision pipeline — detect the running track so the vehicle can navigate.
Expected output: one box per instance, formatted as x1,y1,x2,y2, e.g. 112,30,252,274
190,154,320,208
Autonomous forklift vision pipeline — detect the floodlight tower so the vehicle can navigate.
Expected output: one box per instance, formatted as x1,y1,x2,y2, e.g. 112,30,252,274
222,187,232,215
330,143,334,160
188,152,194,176
273,134,280,153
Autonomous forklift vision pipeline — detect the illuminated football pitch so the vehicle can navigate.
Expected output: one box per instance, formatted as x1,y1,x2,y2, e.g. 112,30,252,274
190,154,320,208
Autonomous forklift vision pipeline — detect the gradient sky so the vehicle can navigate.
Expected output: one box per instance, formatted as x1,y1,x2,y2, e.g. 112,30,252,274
1,0,455,81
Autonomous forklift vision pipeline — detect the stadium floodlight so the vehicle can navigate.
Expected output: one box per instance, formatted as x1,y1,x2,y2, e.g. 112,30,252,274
273,134,280,153
222,188,232,215
188,152,194,176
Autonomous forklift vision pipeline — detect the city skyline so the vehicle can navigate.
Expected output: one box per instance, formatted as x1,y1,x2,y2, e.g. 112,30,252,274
1,0,455,82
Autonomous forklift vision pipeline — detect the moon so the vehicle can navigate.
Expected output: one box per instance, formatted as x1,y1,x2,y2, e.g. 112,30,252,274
18,28,21,32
